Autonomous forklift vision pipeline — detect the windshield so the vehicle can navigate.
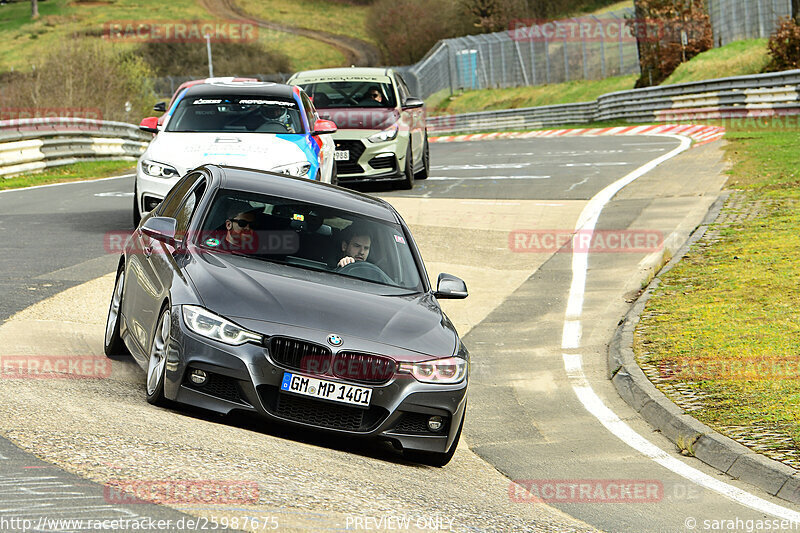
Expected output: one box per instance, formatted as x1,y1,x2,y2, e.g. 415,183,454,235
300,81,396,109
196,190,423,291
165,95,305,134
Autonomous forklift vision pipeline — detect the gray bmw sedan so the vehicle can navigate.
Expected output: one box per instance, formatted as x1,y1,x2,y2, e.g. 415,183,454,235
104,164,469,466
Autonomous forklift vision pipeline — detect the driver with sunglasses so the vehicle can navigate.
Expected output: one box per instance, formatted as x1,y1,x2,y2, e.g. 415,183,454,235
224,208,258,251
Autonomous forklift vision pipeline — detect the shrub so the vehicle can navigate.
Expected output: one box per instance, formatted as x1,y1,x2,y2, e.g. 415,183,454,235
766,18,800,71
367,0,469,64
0,39,155,123
134,41,291,78
628,0,713,87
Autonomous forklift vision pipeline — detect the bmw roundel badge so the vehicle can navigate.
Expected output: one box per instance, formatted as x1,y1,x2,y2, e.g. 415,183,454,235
327,334,343,347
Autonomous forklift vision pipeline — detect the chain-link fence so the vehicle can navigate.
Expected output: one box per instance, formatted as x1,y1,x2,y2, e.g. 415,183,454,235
396,7,641,99
707,0,792,46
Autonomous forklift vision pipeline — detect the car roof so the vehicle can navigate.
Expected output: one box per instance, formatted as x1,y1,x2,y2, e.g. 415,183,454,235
183,82,297,99
212,165,400,223
290,67,393,84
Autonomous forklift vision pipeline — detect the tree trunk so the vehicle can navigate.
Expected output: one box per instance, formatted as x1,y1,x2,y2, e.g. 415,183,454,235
793,0,800,24
32,0,39,19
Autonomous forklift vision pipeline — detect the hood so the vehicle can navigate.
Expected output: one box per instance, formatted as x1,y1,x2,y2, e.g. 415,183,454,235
184,251,457,358
145,132,310,175
316,107,399,131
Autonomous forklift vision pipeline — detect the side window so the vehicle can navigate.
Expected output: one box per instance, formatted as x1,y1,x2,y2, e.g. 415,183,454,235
158,172,203,218
174,180,207,239
300,92,317,131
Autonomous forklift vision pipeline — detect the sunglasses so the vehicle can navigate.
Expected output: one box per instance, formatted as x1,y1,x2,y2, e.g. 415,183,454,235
369,93,380,98
229,218,253,228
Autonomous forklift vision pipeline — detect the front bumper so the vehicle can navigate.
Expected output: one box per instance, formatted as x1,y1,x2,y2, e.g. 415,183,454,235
333,133,409,184
164,308,468,454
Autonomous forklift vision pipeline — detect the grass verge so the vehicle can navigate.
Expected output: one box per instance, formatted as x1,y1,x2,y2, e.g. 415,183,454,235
634,118,800,462
0,160,135,191
662,39,770,85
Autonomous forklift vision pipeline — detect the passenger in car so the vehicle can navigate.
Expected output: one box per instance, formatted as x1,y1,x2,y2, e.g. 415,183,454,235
337,224,372,268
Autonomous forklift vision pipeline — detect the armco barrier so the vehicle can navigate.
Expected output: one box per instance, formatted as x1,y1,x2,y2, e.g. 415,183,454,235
429,70,800,133
0,118,150,177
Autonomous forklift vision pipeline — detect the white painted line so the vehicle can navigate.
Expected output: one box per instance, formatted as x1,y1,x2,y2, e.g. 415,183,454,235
431,163,532,170
559,134,800,520
93,192,134,197
563,162,631,167
427,175,551,181
0,173,135,195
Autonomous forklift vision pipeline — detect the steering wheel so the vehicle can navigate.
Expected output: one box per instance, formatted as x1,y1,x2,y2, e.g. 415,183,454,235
336,261,394,284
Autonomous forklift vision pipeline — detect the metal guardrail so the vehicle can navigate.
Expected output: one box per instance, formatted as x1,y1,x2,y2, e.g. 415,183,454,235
428,70,800,133
0,118,149,177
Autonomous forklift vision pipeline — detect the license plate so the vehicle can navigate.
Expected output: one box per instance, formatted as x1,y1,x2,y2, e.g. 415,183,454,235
334,150,350,161
280,372,371,407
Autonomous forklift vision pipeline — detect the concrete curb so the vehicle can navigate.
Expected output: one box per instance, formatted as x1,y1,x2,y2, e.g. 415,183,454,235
607,191,800,505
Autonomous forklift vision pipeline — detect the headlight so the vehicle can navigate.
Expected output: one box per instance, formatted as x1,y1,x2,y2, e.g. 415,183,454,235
182,305,262,346
273,162,311,177
142,160,180,179
398,357,467,384
367,124,399,143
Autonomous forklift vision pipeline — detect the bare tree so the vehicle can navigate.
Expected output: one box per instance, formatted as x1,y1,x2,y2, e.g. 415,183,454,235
32,0,39,19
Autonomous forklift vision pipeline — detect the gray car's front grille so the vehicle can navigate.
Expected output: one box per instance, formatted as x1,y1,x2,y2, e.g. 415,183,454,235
332,351,396,384
269,337,332,374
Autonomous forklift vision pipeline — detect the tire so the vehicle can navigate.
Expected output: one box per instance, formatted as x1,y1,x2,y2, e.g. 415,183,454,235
403,411,464,467
145,306,171,406
104,265,129,357
415,134,430,180
133,183,141,227
399,144,414,190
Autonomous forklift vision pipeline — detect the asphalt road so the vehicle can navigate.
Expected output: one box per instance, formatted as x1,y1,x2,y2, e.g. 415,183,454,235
0,136,797,532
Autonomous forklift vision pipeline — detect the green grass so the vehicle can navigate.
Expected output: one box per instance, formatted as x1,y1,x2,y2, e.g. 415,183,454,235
662,39,770,85
0,0,215,70
0,0,345,74
634,118,800,454
0,160,135,191
429,75,638,115
236,0,375,45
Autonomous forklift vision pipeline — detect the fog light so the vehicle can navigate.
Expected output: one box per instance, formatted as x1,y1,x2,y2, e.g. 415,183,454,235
190,369,207,385
427,416,444,432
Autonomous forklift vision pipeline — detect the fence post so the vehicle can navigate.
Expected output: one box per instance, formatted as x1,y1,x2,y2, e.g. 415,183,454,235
497,34,507,88
563,26,569,81
514,39,529,86
581,22,588,80
529,26,537,86
545,33,551,83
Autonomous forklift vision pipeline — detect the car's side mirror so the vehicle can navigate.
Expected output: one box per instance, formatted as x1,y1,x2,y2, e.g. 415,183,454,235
313,119,337,135
139,116,159,133
141,216,178,248
434,273,468,299
153,101,167,113
402,97,424,109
